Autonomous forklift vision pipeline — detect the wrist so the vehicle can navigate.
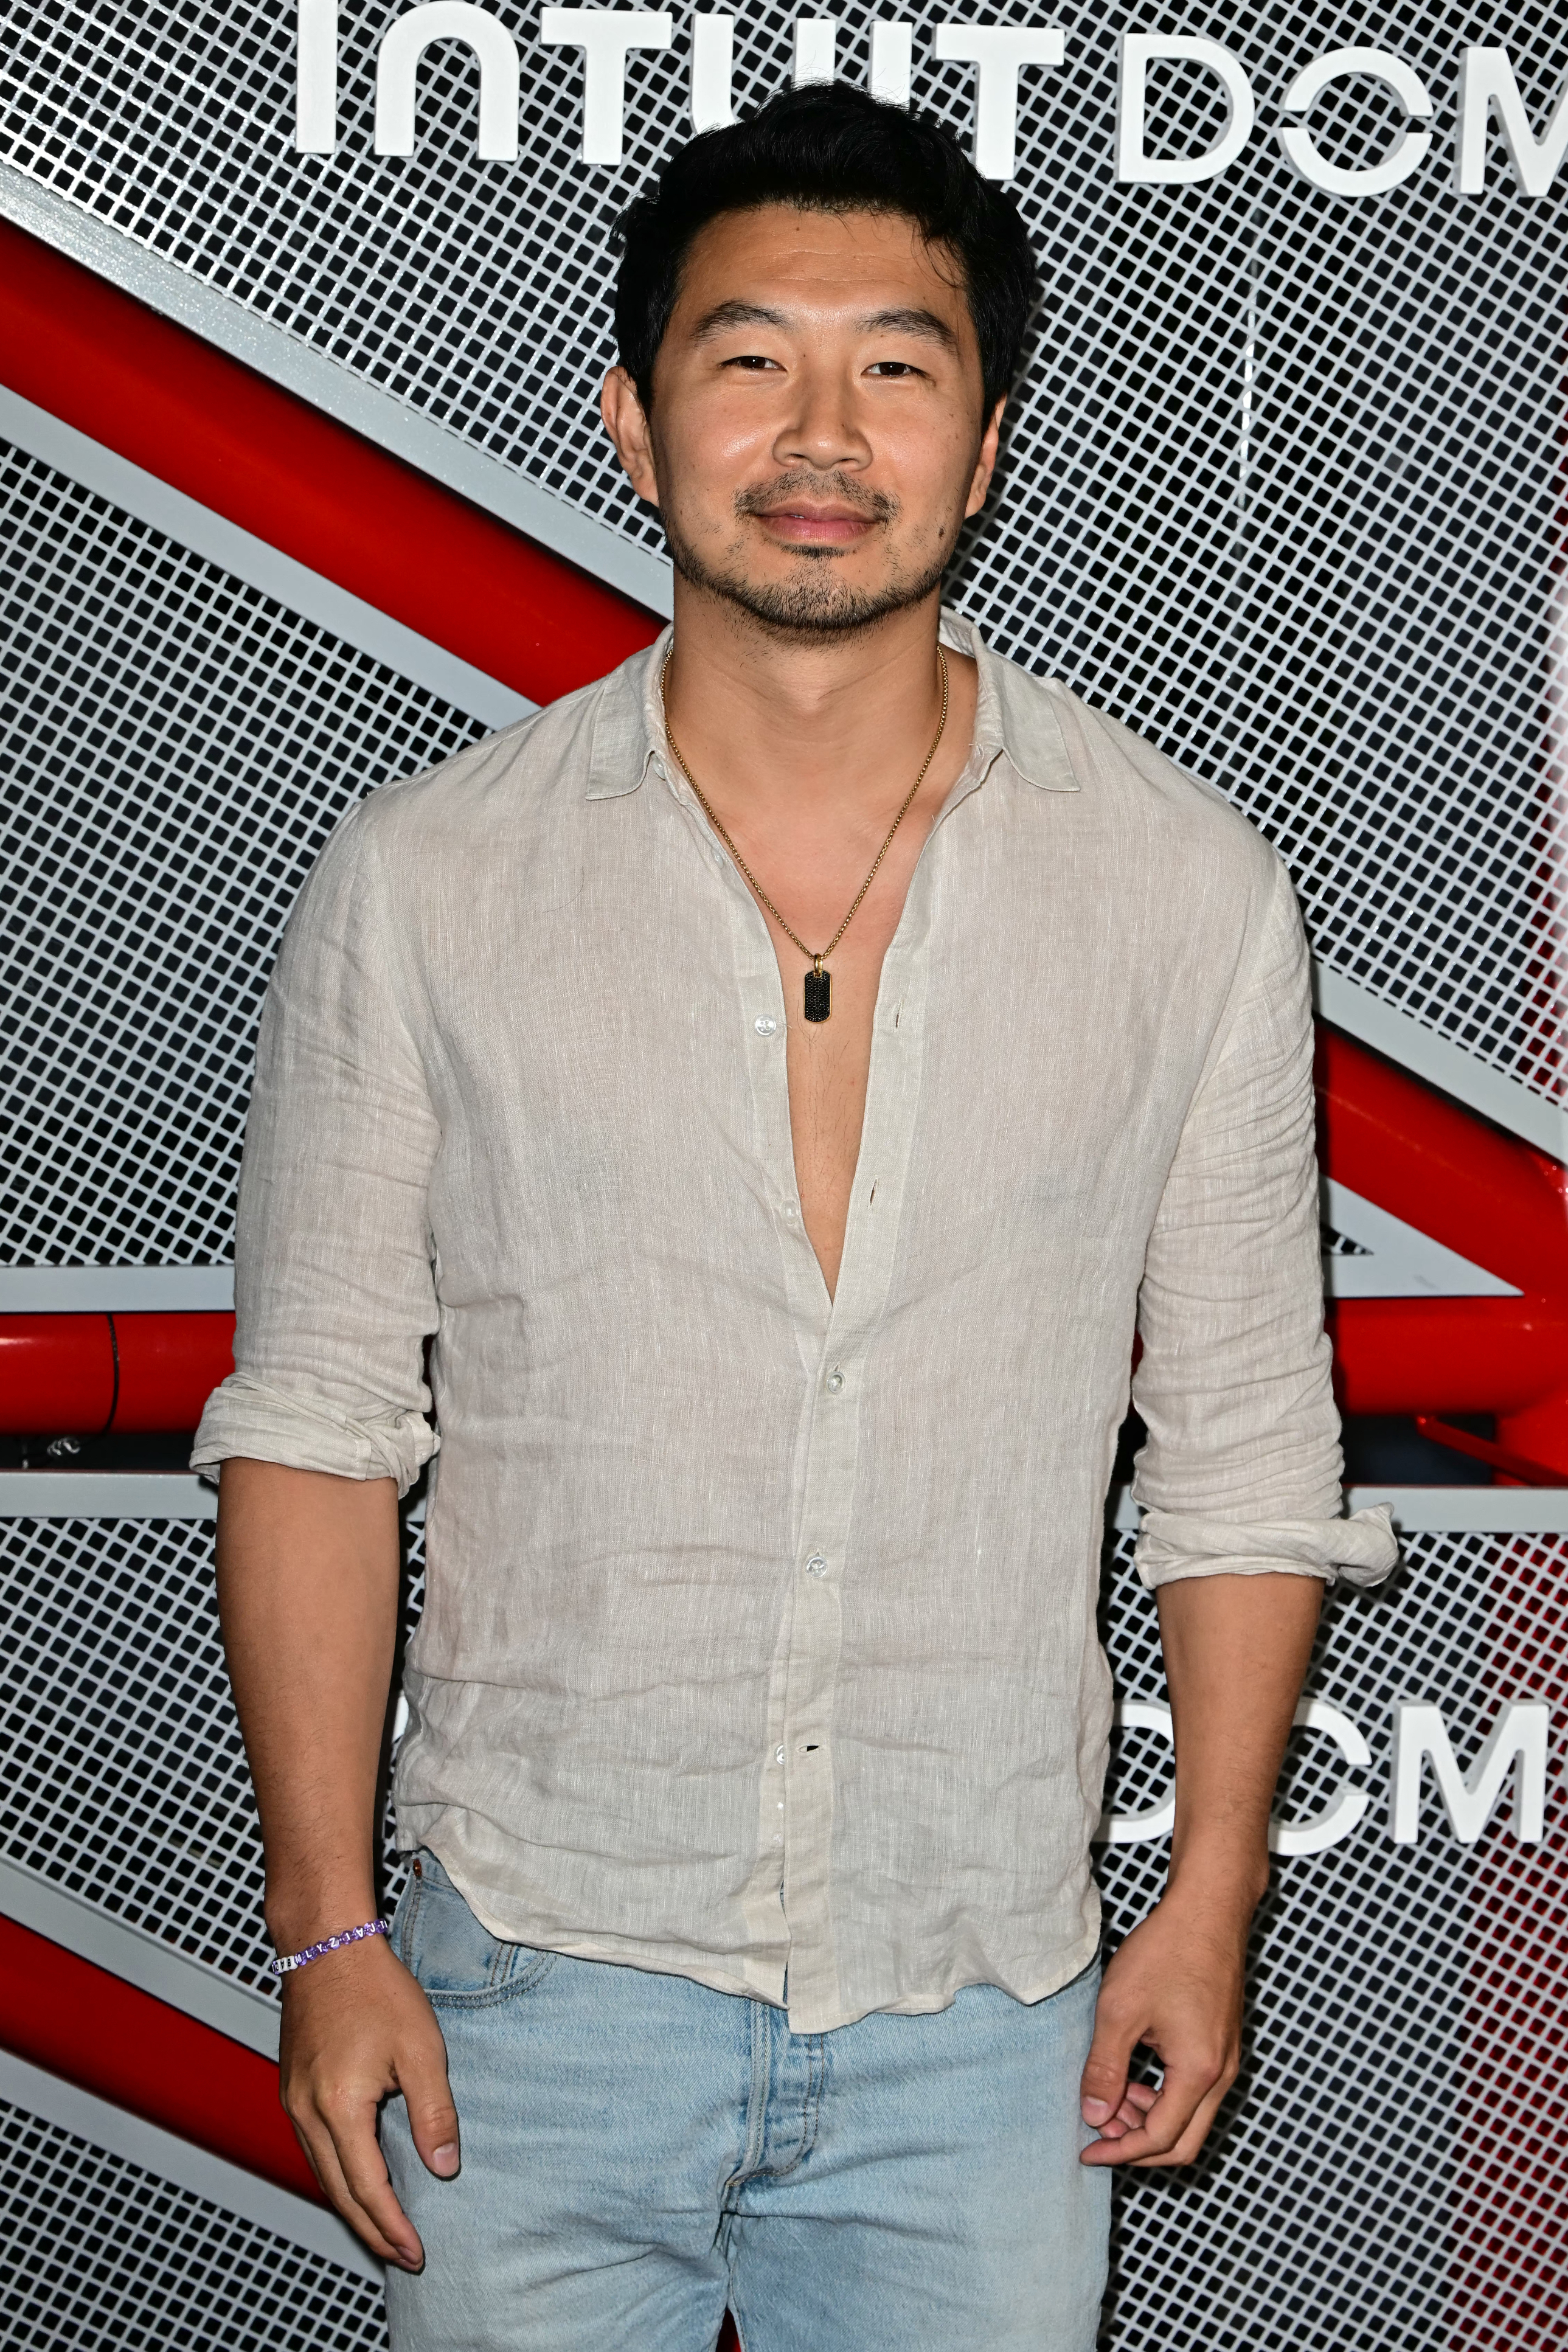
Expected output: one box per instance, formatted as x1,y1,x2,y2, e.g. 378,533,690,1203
1164,1841,1271,1918
265,1887,381,1955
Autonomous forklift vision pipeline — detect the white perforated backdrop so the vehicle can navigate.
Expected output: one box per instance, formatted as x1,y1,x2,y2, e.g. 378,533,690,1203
2,1,1566,2344
0,2098,388,2350
3,0,1564,1110
4,1506,1564,2348
1,442,485,1265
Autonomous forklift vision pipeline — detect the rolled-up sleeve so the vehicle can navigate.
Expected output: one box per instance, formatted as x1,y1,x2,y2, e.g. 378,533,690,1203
1130,856,1396,1591
192,800,440,1496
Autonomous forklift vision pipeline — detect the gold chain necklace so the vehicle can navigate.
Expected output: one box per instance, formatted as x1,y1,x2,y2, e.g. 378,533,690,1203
661,646,950,1025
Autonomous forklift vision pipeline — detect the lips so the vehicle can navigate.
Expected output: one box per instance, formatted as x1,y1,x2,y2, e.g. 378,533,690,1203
752,502,877,543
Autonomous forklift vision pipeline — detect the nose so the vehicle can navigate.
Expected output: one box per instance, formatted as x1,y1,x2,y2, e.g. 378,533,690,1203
773,359,872,476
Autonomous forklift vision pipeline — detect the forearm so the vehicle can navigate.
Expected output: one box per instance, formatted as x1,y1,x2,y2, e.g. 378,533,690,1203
215,1457,401,1951
1157,1570,1323,1910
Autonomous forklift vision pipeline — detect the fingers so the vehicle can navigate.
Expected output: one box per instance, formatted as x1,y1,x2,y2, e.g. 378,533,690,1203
1080,2053,1237,2168
287,2097,423,2269
1088,2079,1157,2142
397,2034,462,2180
1079,1998,1139,2134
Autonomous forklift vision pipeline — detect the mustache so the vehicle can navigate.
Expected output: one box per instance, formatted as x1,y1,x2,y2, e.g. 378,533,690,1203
734,470,898,525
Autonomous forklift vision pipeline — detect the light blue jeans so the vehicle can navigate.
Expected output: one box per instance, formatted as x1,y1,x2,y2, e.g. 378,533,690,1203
381,1854,1109,2351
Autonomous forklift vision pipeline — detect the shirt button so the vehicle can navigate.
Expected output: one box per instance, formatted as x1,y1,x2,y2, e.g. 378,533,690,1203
783,1202,799,1223
774,1745,785,1765
754,1014,779,1037
825,1368,844,1395
773,1832,784,1847
806,1553,828,1578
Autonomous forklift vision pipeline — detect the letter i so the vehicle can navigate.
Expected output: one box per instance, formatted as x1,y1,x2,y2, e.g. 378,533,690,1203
296,0,338,151
692,13,734,131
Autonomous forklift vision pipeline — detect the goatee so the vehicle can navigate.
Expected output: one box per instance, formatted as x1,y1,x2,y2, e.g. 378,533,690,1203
661,472,954,641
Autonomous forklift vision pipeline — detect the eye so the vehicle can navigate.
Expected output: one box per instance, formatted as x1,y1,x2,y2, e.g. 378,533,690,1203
866,360,922,378
723,353,783,371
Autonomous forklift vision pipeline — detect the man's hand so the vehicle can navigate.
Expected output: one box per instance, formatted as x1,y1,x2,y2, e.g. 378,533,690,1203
279,1933,459,2268
1077,1569,1323,2168
1078,1882,1251,2166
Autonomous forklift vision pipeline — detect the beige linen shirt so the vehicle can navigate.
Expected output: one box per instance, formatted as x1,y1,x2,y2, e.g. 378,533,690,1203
194,614,1395,2033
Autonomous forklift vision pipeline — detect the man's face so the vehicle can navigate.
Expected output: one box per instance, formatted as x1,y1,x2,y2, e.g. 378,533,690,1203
602,204,1002,637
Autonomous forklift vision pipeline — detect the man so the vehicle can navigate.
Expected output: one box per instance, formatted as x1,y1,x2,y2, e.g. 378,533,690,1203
198,85,1394,2352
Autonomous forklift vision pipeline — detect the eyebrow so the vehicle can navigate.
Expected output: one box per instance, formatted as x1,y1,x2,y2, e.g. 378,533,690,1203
858,306,960,353
687,299,961,354
689,299,790,341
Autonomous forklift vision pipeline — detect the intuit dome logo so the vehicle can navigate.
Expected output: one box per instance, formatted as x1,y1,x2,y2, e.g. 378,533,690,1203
1100,1693,1552,1856
291,9,1568,189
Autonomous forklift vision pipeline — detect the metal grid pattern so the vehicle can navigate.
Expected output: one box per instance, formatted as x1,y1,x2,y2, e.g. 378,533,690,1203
1,439,484,1266
5,1502,1563,2348
2,1,1563,1103
1096,1525,1568,2352
0,1512,425,2002
0,2098,387,2349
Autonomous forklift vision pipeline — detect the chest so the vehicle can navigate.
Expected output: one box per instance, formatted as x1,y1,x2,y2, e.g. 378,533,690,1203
409,775,1222,1297
751,805,939,1299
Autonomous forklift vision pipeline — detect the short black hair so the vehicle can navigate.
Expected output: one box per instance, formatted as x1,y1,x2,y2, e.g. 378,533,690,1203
614,86,1038,418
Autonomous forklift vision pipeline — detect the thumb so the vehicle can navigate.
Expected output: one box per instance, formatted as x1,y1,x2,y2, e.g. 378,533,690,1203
399,2039,461,2179
1080,1995,1137,2126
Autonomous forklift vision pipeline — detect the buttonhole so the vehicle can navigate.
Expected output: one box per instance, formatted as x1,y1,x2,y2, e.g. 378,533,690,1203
805,1744,819,1753
869,1183,877,1207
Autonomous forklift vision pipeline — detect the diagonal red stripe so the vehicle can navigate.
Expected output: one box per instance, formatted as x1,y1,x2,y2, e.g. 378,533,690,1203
0,1913,319,2203
0,218,661,706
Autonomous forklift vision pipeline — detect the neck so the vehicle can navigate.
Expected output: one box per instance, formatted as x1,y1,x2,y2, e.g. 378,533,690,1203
661,575,968,817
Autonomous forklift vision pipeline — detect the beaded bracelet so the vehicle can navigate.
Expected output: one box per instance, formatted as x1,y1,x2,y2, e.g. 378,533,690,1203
269,1918,391,1976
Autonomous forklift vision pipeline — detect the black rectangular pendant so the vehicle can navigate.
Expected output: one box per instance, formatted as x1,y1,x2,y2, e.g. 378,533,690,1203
803,967,831,1023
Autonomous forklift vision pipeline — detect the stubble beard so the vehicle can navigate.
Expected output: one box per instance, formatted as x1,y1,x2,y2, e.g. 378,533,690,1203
661,470,956,641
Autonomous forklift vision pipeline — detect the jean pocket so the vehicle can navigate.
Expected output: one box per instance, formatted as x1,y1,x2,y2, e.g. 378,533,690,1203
397,1856,557,2008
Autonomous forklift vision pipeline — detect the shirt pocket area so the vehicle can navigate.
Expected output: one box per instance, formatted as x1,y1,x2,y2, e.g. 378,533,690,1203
394,1854,558,2008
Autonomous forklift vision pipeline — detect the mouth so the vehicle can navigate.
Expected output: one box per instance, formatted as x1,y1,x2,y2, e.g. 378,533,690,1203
748,500,881,548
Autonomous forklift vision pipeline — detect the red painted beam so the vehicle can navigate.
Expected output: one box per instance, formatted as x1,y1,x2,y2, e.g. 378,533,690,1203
1317,1029,1568,1472
0,1914,317,2203
0,1313,234,1435
0,218,661,706
1316,1029,1568,1293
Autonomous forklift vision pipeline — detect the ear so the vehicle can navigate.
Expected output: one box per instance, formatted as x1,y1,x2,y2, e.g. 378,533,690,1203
963,396,1006,521
600,366,661,507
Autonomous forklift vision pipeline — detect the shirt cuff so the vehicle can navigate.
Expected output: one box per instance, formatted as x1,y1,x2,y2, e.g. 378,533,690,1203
190,1372,439,1497
1133,1503,1398,1592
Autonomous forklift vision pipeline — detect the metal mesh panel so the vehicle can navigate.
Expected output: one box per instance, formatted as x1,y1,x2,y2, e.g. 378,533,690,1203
0,439,484,1266
1096,1526,1568,2352
2,1,1563,1100
0,1512,425,2001
5,1499,1563,2347
0,2099,387,2349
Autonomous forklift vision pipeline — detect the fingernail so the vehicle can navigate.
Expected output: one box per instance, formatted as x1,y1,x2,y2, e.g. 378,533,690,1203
1082,2098,1110,2120
432,2142,460,2176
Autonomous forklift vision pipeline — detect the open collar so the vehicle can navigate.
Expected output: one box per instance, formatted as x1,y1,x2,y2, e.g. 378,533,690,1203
584,612,1079,801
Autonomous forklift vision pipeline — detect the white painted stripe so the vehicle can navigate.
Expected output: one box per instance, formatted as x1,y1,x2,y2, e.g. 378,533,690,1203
0,1859,279,2059
1322,1179,1520,1299
1315,963,1567,1164
1114,1485,1568,1535
0,157,673,619
0,1263,236,1312
0,386,533,732
0,1473,215,1518
1344,1485,1568,1533
0,2048,381,2281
